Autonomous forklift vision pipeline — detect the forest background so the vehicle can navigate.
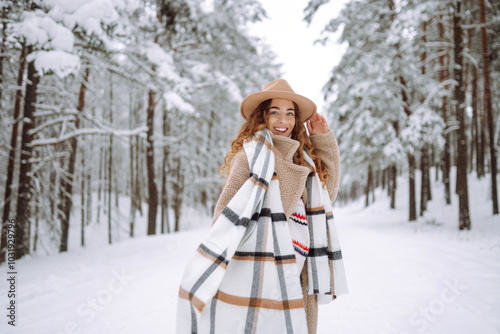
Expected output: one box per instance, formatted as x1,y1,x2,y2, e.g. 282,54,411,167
0,0,498,264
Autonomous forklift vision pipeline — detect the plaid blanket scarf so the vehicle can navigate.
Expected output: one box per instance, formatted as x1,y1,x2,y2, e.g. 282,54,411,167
177,129,348,334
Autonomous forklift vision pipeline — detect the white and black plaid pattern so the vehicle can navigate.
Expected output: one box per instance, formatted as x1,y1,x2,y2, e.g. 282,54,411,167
302,152,348,304
177,129,347,333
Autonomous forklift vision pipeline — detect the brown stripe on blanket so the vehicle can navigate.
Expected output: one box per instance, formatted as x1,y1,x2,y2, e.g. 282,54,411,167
178,286,206,312
232,251,276,262
214,290,304,310
249,175,269,190
306,206,326,216
243,133,275,152
232,252,296,265
275,255,297,265
326,223,335,295
249,209,271,330
255,133,275,151
197,244,228,270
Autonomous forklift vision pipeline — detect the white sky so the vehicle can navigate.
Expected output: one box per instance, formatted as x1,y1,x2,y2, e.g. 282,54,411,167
249,0,348,112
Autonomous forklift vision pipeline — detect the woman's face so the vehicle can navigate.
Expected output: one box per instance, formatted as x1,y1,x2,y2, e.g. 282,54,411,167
266,98,296,137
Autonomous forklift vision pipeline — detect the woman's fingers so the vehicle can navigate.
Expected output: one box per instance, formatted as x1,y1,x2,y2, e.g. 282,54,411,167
307,114,329,135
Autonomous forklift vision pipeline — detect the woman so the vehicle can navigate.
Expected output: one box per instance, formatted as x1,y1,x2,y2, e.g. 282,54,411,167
177,79,348,334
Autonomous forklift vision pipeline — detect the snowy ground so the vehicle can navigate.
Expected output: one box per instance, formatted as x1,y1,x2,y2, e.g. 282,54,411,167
1,171,499,334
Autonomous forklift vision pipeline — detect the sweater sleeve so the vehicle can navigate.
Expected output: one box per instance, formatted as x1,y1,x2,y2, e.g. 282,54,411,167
309,129,341,202
211,150,250,225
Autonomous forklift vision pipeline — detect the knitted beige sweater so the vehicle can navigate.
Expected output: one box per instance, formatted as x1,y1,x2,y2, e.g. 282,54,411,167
212,130,341,334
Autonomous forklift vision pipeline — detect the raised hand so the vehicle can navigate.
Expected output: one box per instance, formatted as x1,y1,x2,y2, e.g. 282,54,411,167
307,113,329,135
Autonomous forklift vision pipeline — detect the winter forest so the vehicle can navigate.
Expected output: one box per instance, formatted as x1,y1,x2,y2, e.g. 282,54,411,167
0,0,499,333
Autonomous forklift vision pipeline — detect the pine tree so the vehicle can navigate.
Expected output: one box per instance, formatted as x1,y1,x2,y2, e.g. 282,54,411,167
478,0,499,215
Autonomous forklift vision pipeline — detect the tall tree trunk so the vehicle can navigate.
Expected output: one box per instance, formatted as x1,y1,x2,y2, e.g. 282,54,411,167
381,168,386,190
0,4,8,109
59,65,90,252
420,146,429,216
108,137,113,244
129,94,136,238
80,148,85,247
433,145,439,182
465,20,474,174
161,107,171,234
134,95,144,217
372,170,376,203
439,15,452,205
387,0,403,212
146,89,158,235
470,64,476,173
207,110,219,214
390,165,397,210
408,154,417,221
86,109,94,227
49,169,56,218
1,45,26,264
173,158,184,232
161,156,167,234
103,149,108,216
419,22,429,217
129,138,135,237
33,206,38,252
453,0,471,230
386,168,391,197
399,75,415,215
365,164,373,207
97,146,104,224
15,49,39,259
135,136,143,216
478,93,486,179
426,153,432,202
114,166,119,208
107,74,114,244
471,66,483,178
479,0,499,214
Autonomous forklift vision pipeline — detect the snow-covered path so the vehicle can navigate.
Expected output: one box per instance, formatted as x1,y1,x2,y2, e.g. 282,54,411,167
321,202,500,334
1,175,499,334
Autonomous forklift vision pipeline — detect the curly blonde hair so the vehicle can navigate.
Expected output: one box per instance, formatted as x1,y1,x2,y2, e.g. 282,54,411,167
220,99,328,186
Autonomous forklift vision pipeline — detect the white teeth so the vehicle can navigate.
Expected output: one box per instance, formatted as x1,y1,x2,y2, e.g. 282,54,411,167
275,127,287,132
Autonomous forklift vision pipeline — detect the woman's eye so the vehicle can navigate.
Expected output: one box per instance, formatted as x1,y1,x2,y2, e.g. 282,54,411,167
287,112,294,116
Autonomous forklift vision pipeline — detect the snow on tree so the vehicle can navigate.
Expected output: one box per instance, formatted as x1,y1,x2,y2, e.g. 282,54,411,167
305,0,489,228
0,0,281,259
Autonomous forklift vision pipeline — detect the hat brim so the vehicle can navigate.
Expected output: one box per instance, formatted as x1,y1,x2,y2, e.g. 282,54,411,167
240,90,317,123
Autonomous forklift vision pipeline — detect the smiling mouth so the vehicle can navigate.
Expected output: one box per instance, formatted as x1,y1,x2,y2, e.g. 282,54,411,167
274,127,288,134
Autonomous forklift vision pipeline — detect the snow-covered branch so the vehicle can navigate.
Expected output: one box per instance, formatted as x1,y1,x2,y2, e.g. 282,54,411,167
33,105,79,118
29,126,148,147
444,121,460,135
30,151,70,175
421,79,457,106
424,41,452,49
28,116,76,136
153,132,191,148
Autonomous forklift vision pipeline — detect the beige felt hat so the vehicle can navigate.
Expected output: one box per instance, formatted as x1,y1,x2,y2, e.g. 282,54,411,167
240,79,317,123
